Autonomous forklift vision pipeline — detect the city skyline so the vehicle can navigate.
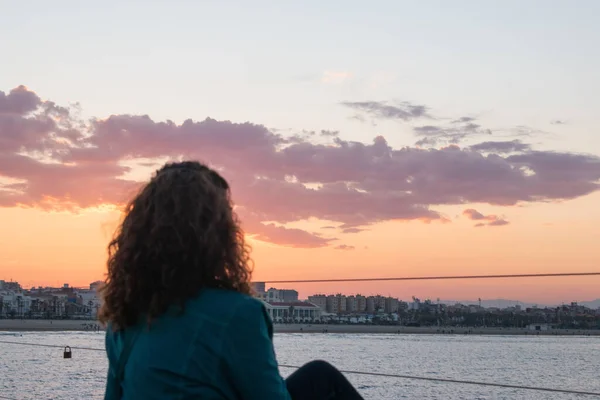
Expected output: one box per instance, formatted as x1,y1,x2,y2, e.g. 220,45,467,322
3,278,599,309
1,2,600,303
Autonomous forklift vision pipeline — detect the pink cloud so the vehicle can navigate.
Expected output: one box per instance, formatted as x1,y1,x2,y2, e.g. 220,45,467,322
463,209,510,227
1,87,599,247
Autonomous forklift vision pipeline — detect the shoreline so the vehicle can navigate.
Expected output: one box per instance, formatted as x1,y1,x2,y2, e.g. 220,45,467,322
0,319,598,336
274,324,600,336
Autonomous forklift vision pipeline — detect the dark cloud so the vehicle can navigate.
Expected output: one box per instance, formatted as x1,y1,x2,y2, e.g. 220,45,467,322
1,87,598,247
463,209,510,227
341,101,432,122
469,140,531,154
0,86,41,115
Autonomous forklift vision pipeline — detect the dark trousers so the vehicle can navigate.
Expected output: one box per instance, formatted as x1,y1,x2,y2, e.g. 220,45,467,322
285,360,365,400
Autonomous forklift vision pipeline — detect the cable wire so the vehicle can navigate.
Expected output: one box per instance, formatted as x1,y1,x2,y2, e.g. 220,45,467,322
0,339,103,352
1,340,599,396
264,271,600,284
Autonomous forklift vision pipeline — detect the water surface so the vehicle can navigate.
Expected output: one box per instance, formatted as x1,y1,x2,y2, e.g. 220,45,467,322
0,332,598,399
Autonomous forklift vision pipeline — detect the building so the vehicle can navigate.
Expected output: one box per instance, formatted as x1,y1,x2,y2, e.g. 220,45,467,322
261,301,321,322
324,294,347,314
0,292,32,317
259,288,299,302
75,288,102,318
251,282,266,294
346,296,357,313
326,295,338,313
366,297,375,313
307,294,327,311
337,294,347,313
278,289,299,302
0,280,21,292
385,297,400,313
356,295,367,312
527,323,551,331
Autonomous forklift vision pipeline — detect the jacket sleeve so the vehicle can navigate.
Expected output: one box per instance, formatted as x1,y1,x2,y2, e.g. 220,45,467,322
103,326,119,400
222,298,291,400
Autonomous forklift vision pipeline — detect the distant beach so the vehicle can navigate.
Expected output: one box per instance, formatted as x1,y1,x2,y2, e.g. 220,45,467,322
0,319,598,336
0,319,102,332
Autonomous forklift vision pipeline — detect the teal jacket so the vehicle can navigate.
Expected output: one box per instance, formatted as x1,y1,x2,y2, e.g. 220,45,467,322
104,289,291,400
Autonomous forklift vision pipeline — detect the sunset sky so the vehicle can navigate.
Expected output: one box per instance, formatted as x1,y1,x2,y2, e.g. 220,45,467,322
1,1,599,303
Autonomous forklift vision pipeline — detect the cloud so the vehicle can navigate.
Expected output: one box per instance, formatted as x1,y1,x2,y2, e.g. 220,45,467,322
341,101,431,122
334,244,355,251
1,87,599,247
0,85,41,114
469,140,531,154
463,209,487,220
551,120,566,125
463,209,510,227
244,217,333,248
319,225,364,234
413,115,549,147
0,86,82,155
451,117,476,124
321,71,352,84
509,125,548,138
341,227,364,234
320,130,339,137
414,119,492,147
488,219,509,226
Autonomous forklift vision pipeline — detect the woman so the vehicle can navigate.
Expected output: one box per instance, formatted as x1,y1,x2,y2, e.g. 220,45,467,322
100,161,364,400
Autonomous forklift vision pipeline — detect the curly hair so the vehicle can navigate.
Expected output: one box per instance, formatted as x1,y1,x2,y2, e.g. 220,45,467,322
99,161,253,329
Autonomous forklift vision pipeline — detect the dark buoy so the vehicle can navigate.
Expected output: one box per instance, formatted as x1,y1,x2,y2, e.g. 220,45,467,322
63,346,72,359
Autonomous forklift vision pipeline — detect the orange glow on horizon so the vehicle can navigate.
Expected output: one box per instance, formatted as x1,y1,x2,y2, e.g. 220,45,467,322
2,192,598,304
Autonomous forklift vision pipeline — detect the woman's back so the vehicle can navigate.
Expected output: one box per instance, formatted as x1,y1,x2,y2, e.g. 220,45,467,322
100,161,363,400
105,288,290,400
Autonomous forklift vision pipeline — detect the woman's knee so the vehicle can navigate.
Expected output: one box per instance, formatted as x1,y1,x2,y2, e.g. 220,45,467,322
303,360,335,373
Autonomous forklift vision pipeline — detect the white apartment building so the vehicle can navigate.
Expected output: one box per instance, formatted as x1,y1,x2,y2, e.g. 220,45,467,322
251,282,266,294
0,292,33,317
366,297,375,313
261,301,321,322
324,294,347,314
76,289,102,318
385,297,400,313
257,288,299,303
337,294,347,313
307,294,327,311
325,295,338,313
356,295,367,312
346,296,357,313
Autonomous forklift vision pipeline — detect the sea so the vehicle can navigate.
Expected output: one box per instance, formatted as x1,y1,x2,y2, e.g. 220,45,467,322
0,332,598,400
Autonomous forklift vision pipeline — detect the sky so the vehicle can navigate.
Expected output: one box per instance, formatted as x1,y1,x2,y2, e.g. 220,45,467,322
1,1,599,303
